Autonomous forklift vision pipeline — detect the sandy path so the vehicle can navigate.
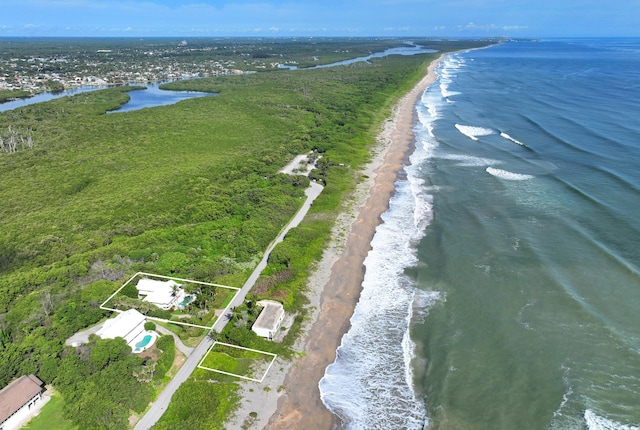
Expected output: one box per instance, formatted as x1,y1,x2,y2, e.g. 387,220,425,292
257,54,447,430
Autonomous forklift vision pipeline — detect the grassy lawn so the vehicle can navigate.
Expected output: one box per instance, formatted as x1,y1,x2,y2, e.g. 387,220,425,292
200,343,276,381
22,392,77,430
212,288,236,309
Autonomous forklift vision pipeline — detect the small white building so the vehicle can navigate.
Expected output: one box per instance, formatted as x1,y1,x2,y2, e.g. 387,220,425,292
0,375,46,430
96,309,146,346
251,300,285,340
136,278,184,310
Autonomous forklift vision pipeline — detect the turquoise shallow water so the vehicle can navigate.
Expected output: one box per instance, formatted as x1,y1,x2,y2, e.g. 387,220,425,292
320,39,640,429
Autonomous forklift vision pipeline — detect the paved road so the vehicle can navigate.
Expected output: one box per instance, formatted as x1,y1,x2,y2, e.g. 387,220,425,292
229,182,324,309
135,181,323,430
154,325,194,356
65,321,105,346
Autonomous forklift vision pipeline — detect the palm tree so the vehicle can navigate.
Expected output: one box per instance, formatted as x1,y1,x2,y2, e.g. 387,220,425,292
170,283,179,298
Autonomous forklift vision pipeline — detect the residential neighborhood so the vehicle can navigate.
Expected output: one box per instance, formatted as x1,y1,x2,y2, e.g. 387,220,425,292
0,39,307,97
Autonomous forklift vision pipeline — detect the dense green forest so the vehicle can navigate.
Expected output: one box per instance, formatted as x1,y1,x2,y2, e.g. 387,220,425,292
0,38,491,428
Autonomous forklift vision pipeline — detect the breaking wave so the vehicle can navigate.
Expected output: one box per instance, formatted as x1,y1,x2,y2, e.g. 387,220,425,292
438,153,499,167
500,131,527,146
585,410,640,430
455,124,494,141
486,166,535,180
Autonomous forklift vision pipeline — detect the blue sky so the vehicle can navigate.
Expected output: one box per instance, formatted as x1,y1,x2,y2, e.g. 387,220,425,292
1,0,638,37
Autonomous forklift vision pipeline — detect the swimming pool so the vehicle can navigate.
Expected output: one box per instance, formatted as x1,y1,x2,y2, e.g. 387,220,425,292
135,335,153,349
178,295,193,307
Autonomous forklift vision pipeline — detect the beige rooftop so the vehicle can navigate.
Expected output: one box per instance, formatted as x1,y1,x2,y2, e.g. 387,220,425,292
0,374,44,424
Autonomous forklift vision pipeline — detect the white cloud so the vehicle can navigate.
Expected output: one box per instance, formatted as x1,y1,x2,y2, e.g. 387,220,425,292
383,26,411,32
502,25,528,30
457,22,526,32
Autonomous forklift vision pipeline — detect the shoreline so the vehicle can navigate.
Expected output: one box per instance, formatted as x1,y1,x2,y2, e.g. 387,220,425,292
228,53,447,430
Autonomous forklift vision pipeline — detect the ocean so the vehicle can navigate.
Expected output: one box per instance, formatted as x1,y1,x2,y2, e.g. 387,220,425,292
319,39,640,429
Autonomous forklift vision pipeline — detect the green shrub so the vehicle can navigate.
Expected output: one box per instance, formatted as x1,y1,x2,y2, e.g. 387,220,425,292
121,282,139,299
154,335,176,381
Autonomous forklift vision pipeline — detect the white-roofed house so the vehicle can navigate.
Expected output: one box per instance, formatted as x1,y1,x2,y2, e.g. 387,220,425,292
251,300,285,340
135,278,184,311
96,309,146,346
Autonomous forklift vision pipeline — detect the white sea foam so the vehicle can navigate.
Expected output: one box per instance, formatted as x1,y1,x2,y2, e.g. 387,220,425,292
402,294,420,416
417,102,439,124
319,102,440,429
441,88,461,98
552,365,574,417
440,82,461,98
486,167,535,180
420,85,445,123
427,104,438,119
585,410,640,430
438,153,499,167
515,301,534,331
455,124,494,141
500,132,527,146
410,176,433,231
319,194,432,428
439,58,463,99
443,56,465,70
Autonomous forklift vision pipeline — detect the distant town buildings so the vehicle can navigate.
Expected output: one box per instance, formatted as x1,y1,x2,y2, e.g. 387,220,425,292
0,41,283,95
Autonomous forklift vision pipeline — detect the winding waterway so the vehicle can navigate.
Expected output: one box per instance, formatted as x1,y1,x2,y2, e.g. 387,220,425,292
1,42,437,113
0,82,212,113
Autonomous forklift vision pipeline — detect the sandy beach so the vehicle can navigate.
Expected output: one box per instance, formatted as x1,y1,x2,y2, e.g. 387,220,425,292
228,53,446,430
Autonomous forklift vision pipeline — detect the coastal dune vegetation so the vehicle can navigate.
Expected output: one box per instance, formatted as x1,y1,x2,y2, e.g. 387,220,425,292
0,38,488,429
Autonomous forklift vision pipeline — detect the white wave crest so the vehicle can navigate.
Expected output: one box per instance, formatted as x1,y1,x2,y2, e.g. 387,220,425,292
427,104,438,118
415,98,440,154
401,291,440,427
409,176,433,232
455,124,494,141
584,410,640,430
420,82,447,122
439,153,499,167
443,56,465,70
440,82,461,98
552,364,573,417
500,132,527,146
486,167,535,180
